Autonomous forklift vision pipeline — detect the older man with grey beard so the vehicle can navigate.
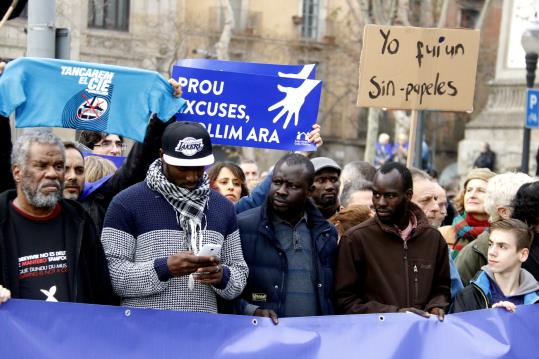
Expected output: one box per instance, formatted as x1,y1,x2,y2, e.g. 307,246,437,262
0,129,113,305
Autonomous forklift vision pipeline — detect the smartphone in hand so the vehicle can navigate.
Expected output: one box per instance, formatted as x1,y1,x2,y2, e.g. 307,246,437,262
197,243,222,257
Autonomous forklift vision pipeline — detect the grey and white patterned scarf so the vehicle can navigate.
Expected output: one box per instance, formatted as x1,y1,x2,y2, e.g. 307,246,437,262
146,159,210,254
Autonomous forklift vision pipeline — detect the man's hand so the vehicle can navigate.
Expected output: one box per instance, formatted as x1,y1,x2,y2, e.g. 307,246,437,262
168,78,182,98
429,307,445,321
492,301,516,313
193,262,224,285
295,124,324,157
308,123,323,148
0,62,5,76
254,308,279,325
167,252,218,277
398,307,431,319
0,285,11,304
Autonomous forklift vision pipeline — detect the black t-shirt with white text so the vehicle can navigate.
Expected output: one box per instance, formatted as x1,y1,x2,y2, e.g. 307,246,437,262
10,202,70,302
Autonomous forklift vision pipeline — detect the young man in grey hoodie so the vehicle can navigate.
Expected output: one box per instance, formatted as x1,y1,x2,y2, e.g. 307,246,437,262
451,218,539,313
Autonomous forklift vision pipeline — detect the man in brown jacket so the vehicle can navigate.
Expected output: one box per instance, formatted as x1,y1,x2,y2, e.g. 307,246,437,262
334,162,450,320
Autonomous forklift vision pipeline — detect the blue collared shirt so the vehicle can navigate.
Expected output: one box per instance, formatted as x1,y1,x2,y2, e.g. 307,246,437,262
272,213,319,317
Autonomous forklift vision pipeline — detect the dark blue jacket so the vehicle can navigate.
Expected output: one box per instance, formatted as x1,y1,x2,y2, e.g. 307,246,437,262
237,199,337,317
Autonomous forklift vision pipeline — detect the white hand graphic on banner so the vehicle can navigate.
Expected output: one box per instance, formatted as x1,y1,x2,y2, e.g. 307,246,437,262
277,64,315,79
268,65,318,130
40,285,58,302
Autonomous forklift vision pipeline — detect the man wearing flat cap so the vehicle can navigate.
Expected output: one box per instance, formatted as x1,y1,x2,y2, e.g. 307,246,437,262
101,121,248,312
310,157,342,219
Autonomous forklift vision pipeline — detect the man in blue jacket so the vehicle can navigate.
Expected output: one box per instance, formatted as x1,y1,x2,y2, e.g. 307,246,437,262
237,153,338,324
451,218,539,313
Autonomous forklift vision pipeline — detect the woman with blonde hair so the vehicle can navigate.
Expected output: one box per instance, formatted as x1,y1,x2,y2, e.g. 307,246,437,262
439,168,495,259
84,155,117,183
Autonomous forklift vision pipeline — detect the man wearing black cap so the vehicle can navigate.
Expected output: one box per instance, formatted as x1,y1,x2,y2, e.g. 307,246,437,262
101,121,248,312
310,157,341,219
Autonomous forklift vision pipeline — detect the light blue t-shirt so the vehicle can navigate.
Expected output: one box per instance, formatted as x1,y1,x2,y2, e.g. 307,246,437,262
0,57,185,142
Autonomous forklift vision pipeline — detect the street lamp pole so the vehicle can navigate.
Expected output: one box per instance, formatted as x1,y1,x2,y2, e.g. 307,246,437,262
521,18,539,173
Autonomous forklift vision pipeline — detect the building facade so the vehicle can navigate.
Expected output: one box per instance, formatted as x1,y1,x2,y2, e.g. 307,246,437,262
1,0,512,175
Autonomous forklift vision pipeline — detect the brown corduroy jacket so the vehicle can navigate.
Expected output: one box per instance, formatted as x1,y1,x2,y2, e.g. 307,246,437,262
334,203,450,314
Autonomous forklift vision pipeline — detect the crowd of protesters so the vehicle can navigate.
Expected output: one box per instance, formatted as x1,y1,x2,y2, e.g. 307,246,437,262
1,62,539,326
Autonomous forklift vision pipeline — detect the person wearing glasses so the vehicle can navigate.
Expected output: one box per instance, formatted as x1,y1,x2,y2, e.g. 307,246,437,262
73,116,177,234
79,131,126,157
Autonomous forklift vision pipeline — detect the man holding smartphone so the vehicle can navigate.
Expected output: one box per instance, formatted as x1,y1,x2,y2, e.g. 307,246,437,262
101,121,248,312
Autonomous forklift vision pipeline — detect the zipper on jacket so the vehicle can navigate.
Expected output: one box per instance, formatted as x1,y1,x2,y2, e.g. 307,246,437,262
403,240,410,307
413,264,419,304
278,250,286,315
472,283,489,308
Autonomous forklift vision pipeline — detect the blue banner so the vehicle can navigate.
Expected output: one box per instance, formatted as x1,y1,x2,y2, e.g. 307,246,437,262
172,62,322,151
174,59,317,78
1,299,538,358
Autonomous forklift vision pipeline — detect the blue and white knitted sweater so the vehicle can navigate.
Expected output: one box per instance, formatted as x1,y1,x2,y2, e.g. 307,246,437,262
101,181,248,312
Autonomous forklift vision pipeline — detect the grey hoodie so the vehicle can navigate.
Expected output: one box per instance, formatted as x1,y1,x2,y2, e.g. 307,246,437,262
480,265,539,298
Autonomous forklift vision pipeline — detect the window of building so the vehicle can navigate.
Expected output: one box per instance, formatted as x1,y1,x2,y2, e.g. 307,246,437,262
216,0,250,34
460,8,480,29
301,0,320,40
88,0,130,31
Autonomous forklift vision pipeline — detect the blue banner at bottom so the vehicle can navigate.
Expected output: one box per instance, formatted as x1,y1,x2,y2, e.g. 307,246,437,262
1,299,538,358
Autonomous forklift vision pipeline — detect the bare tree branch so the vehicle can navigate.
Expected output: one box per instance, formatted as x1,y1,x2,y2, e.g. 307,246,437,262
372,0,399,25
0,0,19,30
475,0,491,30
346,0,365,27
215,0,235,60
395,0,410,25
364,108,382,164
357,0,373,24
436,0,450,28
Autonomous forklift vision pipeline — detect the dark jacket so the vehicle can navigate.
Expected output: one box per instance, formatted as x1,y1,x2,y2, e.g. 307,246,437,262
523,232,539,281
473,150,496,171
455,230,489,286
237,199,338,317
82,116,171,233
0,190,114,305
0,116,15,193
451,267,539,313
335,203,451,314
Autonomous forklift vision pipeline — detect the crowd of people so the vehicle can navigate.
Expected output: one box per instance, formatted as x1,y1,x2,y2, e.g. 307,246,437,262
1,63,539,328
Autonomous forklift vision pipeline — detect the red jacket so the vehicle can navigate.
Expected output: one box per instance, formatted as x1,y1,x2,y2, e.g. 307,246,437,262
335,203,450,314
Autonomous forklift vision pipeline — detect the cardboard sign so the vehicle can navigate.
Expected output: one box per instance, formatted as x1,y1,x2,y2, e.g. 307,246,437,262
172,63,322,151
357,25,480,112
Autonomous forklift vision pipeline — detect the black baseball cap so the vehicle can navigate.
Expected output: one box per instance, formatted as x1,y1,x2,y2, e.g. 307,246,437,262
161,121,214,167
